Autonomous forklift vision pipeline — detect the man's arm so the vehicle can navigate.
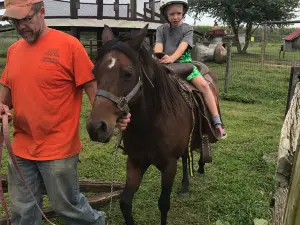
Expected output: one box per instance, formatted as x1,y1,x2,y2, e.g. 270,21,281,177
83,80,97,105
0,86,13,118
0,86,13,109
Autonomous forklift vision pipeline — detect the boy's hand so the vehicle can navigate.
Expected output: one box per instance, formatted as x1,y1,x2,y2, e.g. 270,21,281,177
159,55,175,64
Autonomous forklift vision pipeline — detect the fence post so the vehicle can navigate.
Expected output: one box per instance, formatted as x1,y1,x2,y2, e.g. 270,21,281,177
286,66,300,116
114,0,119,19
70,0,78,19
97,0,103,19
149,0,155,21
224,37,233,93
261,24,267,65
89,40,93,59
130,0,137,19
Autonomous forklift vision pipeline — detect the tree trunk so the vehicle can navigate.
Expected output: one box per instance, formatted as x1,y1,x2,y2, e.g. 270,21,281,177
242,22,252,53
273,82,300,225
230,21,242,53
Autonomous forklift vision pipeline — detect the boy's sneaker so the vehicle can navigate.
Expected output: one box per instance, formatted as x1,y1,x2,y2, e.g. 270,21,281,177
215,123,227,139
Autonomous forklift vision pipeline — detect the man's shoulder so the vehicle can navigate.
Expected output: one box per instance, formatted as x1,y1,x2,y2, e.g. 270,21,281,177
51,29,82,46
7,39,24,56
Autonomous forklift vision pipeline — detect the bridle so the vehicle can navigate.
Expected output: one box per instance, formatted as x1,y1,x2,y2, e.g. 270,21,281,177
95,76,143,115
94,39,155,115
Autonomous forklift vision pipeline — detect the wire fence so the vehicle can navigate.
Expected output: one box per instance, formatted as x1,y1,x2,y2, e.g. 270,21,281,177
206,49,292,108
0,31,296,109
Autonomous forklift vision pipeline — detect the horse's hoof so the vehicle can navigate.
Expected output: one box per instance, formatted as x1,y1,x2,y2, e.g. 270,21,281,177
178,188,188,194
197,168,205,174
178,191,190,198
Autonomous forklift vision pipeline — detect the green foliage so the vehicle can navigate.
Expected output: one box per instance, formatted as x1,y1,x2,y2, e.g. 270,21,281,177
189,0,300,53
194,25,214,34
189,0,299,25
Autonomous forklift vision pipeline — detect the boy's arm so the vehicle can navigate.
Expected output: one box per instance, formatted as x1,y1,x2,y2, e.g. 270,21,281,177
169,42,189,62
154,43,164,53
160,41,188,64
154,26,164,53
163,26,193,63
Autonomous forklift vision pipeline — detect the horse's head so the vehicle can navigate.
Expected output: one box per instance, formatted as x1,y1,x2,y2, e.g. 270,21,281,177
86,24,149,143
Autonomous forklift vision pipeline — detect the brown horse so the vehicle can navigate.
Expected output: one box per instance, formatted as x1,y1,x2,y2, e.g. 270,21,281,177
86,24,220,225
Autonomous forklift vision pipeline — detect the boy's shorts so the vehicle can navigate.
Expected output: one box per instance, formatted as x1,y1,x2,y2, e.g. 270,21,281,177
178,51,202,81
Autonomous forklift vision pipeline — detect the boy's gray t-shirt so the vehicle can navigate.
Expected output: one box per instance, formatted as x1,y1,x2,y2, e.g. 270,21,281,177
155,23,194,56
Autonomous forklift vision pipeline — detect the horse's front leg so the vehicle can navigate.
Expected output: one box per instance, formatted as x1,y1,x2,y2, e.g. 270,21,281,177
120,157,147,225
158,158,177,225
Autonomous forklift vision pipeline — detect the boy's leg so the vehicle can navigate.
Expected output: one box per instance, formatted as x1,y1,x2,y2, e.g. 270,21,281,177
187,67,227,139
191,76,219,116
8,157,43,225
38,154,107,225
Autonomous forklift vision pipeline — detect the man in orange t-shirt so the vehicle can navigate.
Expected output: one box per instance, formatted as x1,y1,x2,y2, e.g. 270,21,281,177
0,1,130,224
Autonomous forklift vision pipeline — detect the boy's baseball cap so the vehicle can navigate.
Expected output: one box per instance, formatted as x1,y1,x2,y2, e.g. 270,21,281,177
1,0,43,21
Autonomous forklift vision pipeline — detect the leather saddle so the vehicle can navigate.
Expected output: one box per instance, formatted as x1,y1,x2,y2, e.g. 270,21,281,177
163,61,221,163
166,62,210,81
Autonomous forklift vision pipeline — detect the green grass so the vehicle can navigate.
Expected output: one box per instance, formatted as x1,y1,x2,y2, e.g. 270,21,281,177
0,58,6,69
0,46,289,224
0,38,18,57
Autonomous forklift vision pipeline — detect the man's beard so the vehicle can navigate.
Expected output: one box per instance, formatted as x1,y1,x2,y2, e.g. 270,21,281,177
17,26,42,44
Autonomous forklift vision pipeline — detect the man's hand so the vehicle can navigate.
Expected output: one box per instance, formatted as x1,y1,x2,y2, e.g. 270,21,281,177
0,104,12,122
116,113,131,131
159,55,175,64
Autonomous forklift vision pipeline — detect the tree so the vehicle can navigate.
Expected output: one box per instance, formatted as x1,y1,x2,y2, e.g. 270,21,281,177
188,0,300,53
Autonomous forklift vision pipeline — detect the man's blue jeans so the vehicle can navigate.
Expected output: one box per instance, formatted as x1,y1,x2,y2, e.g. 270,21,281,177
8,154,106,225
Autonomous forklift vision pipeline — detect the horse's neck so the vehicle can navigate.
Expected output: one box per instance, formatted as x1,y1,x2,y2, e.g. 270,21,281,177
129,66,179,127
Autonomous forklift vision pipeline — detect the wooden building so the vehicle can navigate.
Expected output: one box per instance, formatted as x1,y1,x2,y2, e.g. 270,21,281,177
44,0,162,47
283,29,300,51
0,0,164,58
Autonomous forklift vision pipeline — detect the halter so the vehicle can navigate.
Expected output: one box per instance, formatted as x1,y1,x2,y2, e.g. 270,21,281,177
95,77,143,115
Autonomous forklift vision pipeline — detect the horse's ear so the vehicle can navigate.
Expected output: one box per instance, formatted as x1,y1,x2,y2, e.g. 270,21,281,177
126,24,149,51
102,25,114,44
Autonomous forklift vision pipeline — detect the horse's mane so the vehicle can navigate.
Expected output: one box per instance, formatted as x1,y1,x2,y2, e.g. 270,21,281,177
94,34,183,116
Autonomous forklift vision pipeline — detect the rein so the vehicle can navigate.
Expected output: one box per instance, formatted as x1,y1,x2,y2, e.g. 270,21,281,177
0,113,55,225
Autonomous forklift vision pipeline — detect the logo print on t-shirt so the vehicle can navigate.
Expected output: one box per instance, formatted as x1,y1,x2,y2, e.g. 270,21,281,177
42,48,60,64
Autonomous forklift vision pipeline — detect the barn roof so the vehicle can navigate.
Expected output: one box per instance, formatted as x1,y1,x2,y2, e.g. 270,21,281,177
284,29,300,41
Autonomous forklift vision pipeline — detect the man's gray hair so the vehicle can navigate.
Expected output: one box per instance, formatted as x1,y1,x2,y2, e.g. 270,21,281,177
31,2,45,13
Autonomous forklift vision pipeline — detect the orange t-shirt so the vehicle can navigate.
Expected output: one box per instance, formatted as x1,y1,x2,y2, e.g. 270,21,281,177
0,29,95,161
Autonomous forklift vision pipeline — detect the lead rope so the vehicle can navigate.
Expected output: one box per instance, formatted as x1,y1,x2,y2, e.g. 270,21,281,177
107,130,123,225
0,114,56,225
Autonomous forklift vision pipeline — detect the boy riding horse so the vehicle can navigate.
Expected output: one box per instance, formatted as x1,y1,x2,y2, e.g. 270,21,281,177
154,0,227,139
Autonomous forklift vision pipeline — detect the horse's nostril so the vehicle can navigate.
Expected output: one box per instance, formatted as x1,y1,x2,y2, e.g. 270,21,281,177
96,121,108,133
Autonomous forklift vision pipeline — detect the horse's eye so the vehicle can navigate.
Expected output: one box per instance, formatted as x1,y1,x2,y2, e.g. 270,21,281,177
123,71,132,80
